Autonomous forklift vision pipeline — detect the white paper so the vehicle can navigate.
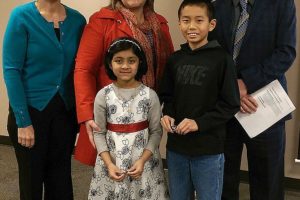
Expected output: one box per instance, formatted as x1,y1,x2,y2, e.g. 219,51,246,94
235,80,296,138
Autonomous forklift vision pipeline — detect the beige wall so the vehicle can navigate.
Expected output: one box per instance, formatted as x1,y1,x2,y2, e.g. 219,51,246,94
0,0,299,179
284,1,300,179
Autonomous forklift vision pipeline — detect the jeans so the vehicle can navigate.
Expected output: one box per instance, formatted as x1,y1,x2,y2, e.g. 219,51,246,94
222,119,285,200
167,150,224,200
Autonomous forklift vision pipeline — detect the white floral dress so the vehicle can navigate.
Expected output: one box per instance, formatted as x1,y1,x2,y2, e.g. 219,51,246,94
88,84,169,200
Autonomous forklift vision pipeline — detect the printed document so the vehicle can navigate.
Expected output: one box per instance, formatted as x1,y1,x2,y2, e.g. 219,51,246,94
235,80,295,138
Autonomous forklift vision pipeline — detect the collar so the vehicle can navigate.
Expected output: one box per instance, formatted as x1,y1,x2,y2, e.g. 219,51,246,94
232,0,255,7
180,40,221,52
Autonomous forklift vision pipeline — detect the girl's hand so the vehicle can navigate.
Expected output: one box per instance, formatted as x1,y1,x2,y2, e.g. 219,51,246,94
160,115,175,133
85,120,100,148
127,159,145,179
18,125,35,148
107,163,126,182
176,118,198,135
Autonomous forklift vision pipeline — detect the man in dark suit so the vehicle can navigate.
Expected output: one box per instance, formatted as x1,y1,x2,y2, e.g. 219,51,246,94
211,0,296,199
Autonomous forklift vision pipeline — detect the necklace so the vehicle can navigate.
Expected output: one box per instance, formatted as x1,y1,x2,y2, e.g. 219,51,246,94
112,83,141,113
35,1,66,28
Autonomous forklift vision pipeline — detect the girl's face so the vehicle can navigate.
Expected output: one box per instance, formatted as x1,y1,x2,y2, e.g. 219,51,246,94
111,49,139,85
121,0,147,10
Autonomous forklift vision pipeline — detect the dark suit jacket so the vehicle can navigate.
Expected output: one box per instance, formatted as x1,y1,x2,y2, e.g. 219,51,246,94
211,0,296,94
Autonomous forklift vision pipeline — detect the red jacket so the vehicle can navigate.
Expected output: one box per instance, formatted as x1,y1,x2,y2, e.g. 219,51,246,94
74,7,174,166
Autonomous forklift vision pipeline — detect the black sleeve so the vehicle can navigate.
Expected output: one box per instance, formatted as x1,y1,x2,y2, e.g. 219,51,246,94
195,55,240,132
159,57,175,118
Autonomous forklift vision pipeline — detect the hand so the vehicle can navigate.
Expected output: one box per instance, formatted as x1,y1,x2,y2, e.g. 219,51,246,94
127,159,145,179
85,120,100,149
107,163,126,182
160,115,175,133
237,79,247,99
176,118,198,135
240,95,258,113
18,125,35,148
237,79,258,113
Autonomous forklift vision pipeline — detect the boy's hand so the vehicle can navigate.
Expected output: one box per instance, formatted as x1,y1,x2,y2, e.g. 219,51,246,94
127,159,145,179
161,115,175,133
107,163,126,182
176,118,198,135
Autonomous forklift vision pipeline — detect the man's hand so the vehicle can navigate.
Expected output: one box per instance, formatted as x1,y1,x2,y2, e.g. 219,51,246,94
240,95,258,113
18,125,35,148
238,79,258,113
176,118,198,135
238,79,247,99
85,120,100,148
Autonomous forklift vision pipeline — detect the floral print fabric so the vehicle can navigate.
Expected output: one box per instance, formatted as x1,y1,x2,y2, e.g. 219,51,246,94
88,84,169,200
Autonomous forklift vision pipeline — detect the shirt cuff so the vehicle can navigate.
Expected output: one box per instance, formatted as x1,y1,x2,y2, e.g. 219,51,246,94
145,144,156,155
14,108,32,128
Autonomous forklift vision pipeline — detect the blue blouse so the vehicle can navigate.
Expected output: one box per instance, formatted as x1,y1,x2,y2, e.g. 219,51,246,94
3,2,86,127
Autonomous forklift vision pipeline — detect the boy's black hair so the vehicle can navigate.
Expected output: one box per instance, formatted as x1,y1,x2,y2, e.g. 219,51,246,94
178,0,215,21
104,37,148,81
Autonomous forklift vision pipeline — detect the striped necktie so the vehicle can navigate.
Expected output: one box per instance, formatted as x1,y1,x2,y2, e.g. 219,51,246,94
233,0,249,63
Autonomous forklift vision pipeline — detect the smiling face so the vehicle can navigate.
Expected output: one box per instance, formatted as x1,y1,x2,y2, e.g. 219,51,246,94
111,48,140,87
179,5,216,50
121,0,147,10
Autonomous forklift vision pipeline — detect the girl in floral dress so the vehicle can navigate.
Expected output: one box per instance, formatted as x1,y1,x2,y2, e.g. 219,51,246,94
88,37,169,200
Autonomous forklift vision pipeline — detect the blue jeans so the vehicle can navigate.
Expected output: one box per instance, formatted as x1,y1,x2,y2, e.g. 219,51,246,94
167,150,224,200
222,119,285,200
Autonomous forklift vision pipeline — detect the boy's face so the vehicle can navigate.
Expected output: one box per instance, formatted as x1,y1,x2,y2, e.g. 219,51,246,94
179,5,216,50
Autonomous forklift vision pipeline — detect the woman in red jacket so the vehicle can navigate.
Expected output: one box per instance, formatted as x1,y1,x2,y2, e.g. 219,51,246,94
74,0,174,165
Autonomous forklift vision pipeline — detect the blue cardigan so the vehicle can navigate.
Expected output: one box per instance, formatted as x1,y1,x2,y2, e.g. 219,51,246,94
3,2,86,127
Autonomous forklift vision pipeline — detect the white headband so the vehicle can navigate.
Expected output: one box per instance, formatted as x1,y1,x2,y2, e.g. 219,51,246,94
107,39,142,52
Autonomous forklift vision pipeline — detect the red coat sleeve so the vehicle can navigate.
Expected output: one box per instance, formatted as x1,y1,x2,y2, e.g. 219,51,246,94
74,13,106,123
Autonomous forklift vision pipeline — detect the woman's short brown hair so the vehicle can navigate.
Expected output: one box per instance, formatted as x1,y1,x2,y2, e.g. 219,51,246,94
110,0,154,11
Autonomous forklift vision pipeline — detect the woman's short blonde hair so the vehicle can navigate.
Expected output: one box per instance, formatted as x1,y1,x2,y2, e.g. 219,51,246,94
110,0,154,11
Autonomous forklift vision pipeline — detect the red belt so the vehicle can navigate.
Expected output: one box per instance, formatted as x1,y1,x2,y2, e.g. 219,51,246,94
107,121,149,133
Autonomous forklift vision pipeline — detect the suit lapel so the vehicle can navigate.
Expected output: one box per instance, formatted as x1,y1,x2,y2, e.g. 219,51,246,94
241,0,268,46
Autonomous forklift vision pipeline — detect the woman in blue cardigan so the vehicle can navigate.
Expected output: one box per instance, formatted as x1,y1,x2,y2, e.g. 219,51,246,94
2,0,86,199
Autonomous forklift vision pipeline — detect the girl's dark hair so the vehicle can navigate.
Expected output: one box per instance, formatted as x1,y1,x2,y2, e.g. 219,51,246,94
104,37,148,81
178,0,215,20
